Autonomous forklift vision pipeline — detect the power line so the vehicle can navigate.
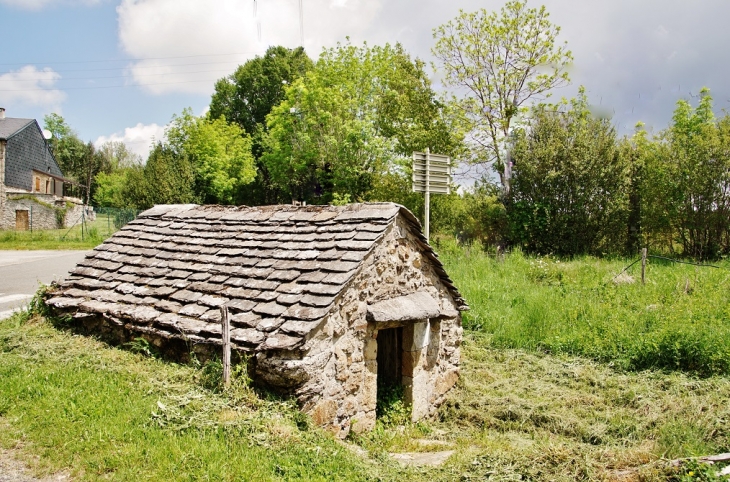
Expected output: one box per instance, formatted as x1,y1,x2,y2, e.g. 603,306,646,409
0,51,265,67
1,60,258,75
0,68,239,83
0,78,222,92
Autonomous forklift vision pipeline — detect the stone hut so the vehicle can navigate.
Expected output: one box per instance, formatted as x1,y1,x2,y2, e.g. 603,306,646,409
46,203,467,436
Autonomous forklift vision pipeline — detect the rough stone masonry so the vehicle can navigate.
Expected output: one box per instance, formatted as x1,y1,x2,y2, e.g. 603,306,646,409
46,202,467,436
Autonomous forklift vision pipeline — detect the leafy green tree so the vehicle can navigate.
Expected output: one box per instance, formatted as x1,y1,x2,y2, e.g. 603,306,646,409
43,113,88,199
93,169,133,208
210,46,313,137
210,46,313,205
617,123,652,254
166,109,256,204
509,89,629,255
643,89,730,259
263,41,462,204
432,0,572,194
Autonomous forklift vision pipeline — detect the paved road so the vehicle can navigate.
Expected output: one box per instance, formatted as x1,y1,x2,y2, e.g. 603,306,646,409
0,250,89,318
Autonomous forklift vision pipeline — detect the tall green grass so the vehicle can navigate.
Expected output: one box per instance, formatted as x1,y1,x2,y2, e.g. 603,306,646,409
438,240,730,376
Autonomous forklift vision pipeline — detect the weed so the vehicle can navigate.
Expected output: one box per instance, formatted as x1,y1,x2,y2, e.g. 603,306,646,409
376,383,410,427
124,337,157,358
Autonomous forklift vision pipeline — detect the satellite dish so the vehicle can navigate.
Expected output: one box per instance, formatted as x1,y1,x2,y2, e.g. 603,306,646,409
42,129,52,140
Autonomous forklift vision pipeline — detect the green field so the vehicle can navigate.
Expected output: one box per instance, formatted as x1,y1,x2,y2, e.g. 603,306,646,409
438,241,730,377
1,248,729,481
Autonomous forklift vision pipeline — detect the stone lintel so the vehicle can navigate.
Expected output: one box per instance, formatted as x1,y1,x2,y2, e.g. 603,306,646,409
366,291,441,323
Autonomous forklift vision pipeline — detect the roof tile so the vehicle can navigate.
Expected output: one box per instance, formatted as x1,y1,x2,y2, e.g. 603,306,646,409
253,302,287,317
282,303,333,321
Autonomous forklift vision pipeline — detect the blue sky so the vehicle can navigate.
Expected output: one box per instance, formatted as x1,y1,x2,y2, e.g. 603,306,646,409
2,0,730,162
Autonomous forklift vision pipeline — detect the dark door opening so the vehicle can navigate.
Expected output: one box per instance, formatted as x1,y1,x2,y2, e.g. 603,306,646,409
377,327,402,388
376,326,407,421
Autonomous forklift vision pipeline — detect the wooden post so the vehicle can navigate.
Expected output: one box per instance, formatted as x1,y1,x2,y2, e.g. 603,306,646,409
641,248,647,285
424,147,430,242
220,305,231,388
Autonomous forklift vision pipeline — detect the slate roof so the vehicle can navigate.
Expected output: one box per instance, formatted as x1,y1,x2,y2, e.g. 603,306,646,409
47,203,467,352
0,118,34,140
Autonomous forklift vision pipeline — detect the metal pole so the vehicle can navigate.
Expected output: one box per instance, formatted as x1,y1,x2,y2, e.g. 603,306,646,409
425,147,430,242
220,305,231,388
641,248,647,285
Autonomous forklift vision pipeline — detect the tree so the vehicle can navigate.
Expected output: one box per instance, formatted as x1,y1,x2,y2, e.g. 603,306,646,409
210,46,313,137
509,90,629,255
43,113,88,199
643,89,730,259
432,0,572,194
618,123,653,254
166,109,256,205
209,46,313,205
263,41,462,204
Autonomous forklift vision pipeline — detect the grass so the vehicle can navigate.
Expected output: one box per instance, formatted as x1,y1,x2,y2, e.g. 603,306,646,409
0,212,121,250
358,333,730,480
437,240,730,376
1,246,729,480
0,313,389,481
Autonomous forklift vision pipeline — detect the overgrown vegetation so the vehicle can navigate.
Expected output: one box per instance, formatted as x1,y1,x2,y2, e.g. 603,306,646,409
439,241,730,376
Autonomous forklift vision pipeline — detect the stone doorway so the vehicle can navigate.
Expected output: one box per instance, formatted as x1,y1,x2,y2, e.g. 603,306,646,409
376,326,403,389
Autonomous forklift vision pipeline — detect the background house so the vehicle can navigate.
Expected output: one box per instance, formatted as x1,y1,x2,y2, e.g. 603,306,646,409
0,107,84,230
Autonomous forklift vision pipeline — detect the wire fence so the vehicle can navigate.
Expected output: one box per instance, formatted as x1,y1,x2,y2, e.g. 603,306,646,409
613,249,724,284
1,206,143,246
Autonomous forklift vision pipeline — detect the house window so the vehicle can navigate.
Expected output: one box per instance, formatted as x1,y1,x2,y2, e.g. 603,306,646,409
35,177,40,192
46,179,50,194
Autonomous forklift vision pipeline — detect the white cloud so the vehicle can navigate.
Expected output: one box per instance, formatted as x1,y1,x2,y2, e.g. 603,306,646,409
0,0,100,10
116,0,383,95
95,122,166,160
0,65,66,110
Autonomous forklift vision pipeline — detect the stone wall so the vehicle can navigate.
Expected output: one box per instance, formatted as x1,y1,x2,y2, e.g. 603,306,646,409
0,194,85,230
256,214,462,437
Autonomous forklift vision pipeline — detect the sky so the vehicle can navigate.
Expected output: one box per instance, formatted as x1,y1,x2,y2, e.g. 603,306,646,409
2,0,730,161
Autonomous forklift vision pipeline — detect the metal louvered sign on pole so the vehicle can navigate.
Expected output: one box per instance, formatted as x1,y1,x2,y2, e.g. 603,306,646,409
412,148,452,241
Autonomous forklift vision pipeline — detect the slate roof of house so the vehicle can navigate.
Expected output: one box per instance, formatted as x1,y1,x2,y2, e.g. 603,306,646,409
47,203,466,352
0,118,34,140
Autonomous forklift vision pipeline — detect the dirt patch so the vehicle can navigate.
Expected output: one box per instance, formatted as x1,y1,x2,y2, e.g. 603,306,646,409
0,449,70,482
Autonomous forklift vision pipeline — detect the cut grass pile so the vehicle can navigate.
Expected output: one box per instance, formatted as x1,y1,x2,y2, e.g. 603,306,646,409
361,334,730,480
438,241,730,376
